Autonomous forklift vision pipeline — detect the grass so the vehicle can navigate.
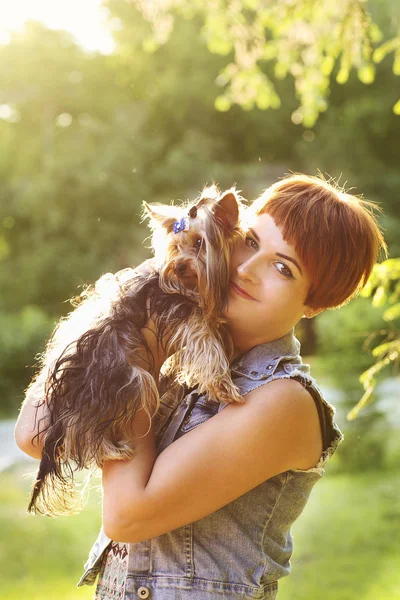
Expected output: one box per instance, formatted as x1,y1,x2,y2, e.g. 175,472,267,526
279,468,400,600
1,465,400,599
0,465,102,600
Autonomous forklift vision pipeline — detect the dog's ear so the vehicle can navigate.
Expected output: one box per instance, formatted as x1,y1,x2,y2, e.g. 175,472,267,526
142,201,177,232
213,189,241,229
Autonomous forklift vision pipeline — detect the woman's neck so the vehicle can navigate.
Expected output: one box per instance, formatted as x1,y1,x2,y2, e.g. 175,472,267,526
231,327,294,359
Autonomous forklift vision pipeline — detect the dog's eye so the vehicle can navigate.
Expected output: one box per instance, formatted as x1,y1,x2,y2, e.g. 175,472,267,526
195,237,203,247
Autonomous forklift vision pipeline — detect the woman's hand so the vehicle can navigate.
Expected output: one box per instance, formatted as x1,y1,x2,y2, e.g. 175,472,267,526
134,257,157,277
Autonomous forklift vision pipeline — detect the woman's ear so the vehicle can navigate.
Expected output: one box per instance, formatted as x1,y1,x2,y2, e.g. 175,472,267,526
303,307,325,319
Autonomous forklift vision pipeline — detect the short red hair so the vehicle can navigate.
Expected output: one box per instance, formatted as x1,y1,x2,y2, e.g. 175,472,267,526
249,174,388,310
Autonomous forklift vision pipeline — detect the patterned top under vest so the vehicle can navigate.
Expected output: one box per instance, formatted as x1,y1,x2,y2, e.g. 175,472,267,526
78,328,343,600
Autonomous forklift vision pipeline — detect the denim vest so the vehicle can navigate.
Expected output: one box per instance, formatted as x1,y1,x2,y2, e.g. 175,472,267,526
78,329,343,599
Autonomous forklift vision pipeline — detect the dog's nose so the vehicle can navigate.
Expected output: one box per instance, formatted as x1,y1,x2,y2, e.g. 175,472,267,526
175,262,187,276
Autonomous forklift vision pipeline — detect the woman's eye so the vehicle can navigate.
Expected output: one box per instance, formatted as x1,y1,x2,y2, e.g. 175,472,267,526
245,235,258,250
274,261,293,279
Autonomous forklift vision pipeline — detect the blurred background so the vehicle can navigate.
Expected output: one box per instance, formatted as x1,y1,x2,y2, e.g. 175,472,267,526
0,0,399,598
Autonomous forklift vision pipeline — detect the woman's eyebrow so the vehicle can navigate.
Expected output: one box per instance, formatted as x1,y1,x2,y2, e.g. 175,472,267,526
275,253,303,275
249,228,260,242
249,228,303,275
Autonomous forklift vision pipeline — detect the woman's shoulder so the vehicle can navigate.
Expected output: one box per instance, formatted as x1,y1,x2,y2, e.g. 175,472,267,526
233,361,344,470
242,378,324,470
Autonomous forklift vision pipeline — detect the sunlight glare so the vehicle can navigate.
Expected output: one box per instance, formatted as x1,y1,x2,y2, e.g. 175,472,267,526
0,0,115,53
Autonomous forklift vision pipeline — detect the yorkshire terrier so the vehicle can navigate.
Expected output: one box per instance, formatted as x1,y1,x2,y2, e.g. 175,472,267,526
26,185,245,516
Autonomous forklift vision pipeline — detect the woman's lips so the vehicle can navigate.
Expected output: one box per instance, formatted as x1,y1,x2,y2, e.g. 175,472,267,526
230,281,256,301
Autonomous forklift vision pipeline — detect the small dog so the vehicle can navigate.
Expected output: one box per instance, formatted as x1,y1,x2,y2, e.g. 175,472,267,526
27,185,245,516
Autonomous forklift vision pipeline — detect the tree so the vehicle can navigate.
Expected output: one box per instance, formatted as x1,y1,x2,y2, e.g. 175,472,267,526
348,258,400,419
126,0,400,126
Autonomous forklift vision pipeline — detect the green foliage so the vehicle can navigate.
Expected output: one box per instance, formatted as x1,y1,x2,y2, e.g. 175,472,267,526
313,297,387,391
348,258,400,419
311,295,392,464
0,307,53,413
333,408,390,473
0,22,149,314
129,0,400,126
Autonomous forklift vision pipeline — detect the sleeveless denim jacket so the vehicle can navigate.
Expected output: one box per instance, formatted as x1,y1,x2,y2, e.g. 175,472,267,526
78,329,343,599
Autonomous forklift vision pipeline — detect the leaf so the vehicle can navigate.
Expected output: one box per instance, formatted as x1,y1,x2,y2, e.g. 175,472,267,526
383,303,400,321
208,38,233,56
393,53,400,76
393,99,400,115
302,112,318,128
262,42,277,61
142,38,159,54
274,62,288,80
359,357,391,386
369,23,383,44
373,37,400,64
321,55,335,76
258,9,274,28
361,279,374,298
388,282,400,305
336,67,349,84
256,89,270,110
347,386,375,421
214,95,231,112
371,341,398,358
243,0,259,9
270,92,281,109
371,285,386,307
358,64,375,85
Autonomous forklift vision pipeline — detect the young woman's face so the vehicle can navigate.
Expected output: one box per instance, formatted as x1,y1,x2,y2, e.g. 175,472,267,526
225,212,313,354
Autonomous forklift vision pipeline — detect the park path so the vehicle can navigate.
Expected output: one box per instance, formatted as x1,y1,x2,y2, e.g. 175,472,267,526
0,420,36,472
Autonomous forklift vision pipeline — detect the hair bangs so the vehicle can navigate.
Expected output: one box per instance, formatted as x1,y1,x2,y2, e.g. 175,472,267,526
250,175,387,309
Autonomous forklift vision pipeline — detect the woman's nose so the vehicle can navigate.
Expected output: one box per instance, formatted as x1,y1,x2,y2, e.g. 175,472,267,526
237,257,259,283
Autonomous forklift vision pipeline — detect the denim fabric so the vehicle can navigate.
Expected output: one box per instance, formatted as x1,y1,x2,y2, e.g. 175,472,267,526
78,329,343,599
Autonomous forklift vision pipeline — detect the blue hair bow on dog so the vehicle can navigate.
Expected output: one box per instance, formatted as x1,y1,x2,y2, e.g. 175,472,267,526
173,218,190,234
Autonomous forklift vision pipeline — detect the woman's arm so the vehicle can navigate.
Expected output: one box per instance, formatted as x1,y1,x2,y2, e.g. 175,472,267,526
102,377,323,543
14,374,48,460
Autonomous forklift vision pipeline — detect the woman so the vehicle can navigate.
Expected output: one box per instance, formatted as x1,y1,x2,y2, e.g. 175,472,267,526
15,174,387,599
